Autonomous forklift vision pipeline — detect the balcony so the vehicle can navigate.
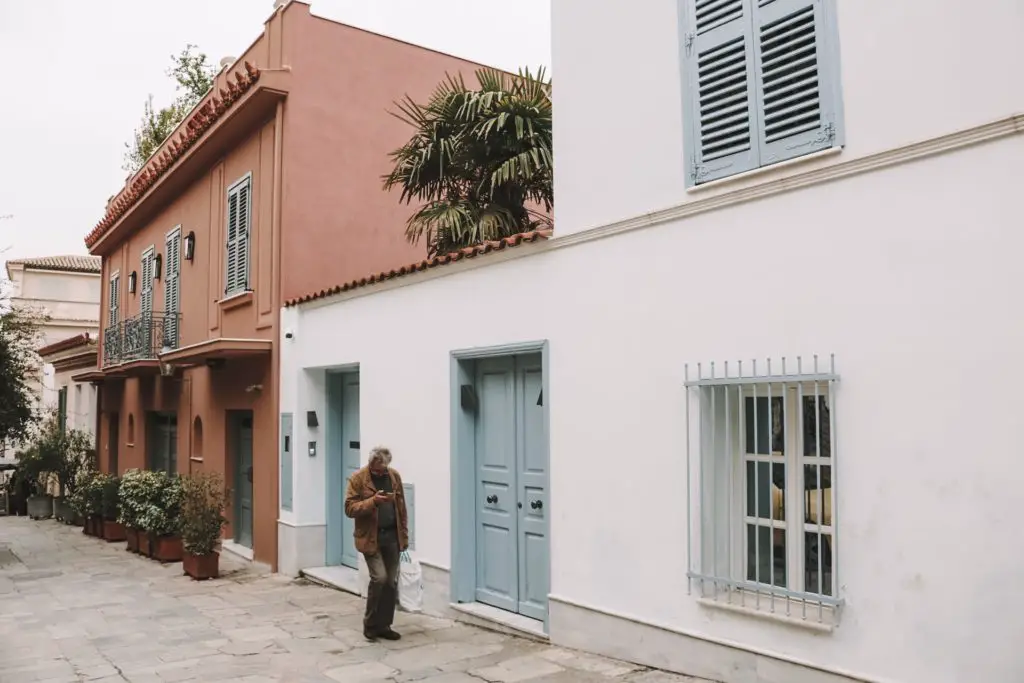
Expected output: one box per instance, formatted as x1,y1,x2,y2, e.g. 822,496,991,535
102,312,180,369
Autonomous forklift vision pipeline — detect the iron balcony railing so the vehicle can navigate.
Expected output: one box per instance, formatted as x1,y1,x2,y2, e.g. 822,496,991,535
102,312,181,367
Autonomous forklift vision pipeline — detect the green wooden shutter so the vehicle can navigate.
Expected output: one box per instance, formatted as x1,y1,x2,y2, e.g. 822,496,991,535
226,190,240,294
108,275,119,325
684,0,759,185
164,230,181,348
753,0,838,165
237,180,251,291
57,387,67,435
140,250,154,315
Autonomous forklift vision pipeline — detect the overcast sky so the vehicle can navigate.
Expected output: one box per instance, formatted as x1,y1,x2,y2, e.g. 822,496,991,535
0,0,551,264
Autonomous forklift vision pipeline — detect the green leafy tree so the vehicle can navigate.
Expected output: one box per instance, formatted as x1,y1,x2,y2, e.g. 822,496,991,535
123,45,216,173
383,67,553,256
0,287,43,455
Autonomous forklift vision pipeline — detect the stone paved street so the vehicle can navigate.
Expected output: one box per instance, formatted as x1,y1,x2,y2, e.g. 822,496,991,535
0,517,709,683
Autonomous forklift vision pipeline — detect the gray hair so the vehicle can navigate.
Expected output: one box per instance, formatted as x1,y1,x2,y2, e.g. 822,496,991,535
368,446,392,468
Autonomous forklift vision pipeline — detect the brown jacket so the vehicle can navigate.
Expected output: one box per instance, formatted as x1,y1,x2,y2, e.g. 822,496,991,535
344,466,409,555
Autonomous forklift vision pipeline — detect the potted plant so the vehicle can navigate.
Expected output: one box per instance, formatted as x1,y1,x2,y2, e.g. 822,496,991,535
19,444,56,520
117,469,149,552
139,472,183,562
54,429,95,524
69,470,101,534
180,472,227,580
98,474,125,541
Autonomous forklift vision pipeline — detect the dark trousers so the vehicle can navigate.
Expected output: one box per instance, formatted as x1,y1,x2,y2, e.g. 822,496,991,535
363,531,400,634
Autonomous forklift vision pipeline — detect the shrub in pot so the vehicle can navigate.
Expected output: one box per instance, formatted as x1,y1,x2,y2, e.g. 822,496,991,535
138,472,183,562
98,475,125,542
117,469,150,553
18,444,56,520
180,472,227,580
69,471,102,534
54,429,95,524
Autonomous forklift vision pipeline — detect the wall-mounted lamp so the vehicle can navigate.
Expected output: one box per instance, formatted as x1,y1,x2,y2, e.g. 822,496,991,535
184,231,196,262
306,410,319,428
153,253,162,281
128,271,137,294
308,441,317,457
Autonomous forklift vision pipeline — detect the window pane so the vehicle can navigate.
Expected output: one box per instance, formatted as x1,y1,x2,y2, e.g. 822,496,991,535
801,464,832,525
802,394,831,458
745,396,784,455
746,524,787,587
746,461,785,520
804,531,833,596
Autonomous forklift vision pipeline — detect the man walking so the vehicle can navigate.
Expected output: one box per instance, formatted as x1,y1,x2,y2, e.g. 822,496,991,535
344,446,409,641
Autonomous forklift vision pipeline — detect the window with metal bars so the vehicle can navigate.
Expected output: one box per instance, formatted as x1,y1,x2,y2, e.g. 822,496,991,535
225,174,252,297
682,0,843,185
685,356,842,627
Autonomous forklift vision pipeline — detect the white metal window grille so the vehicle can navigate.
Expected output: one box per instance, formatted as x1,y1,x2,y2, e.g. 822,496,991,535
225,174,252,296
140,248,155,316
108,273,120,326
685,355,841,626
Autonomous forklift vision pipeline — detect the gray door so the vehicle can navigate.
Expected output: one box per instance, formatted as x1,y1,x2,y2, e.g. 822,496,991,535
147,412,177,475
340,374,361,569
474,357,519,612
234,413,254,548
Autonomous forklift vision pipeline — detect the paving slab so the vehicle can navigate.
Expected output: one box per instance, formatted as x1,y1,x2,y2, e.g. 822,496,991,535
0,517,714,682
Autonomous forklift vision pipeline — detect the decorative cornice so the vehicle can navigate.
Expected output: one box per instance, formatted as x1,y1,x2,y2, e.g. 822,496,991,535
84,62,262,249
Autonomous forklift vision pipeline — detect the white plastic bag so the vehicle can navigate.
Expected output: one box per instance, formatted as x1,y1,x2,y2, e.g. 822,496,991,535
397,551,424,613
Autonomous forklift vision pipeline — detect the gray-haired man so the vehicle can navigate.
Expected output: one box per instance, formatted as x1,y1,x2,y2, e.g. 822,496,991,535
343,446,409,641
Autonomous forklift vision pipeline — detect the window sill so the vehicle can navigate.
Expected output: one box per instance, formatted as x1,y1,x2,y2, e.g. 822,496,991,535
687,146,843,195
697,591,838,633
219,290,254,311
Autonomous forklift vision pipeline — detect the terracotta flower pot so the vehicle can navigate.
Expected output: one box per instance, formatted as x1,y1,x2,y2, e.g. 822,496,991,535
183,552,219,580
103,521,126,542
125,527,139,553
138,533,152,557
152,536,183,563
87,516,103,536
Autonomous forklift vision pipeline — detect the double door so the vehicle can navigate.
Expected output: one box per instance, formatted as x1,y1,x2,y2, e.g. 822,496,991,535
474,354,548,621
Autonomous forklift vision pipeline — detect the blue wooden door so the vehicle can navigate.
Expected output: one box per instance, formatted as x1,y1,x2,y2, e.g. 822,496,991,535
474,357,519,612
516,357,548,620
340,374,361,569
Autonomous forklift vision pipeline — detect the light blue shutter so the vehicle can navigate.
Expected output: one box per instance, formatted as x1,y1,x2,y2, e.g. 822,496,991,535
280,413,293,511
684,0,759,185
753,0,838,165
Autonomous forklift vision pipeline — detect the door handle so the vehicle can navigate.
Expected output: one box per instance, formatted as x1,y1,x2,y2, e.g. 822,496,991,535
517,502,522,509
531,500,543,510
486,494,497,504
246,466,253,483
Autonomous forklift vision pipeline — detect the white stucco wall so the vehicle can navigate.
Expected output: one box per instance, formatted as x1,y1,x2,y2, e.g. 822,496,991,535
551,0,1024,236
281,133,1024,683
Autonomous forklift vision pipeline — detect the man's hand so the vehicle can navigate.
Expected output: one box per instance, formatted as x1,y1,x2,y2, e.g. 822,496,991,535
373,492,392,506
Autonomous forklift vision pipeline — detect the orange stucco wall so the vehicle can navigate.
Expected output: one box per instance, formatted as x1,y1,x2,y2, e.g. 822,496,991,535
279,9,490,302
92,0,501,571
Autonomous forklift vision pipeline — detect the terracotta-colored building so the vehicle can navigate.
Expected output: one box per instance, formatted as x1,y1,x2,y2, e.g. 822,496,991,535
86,0,485,568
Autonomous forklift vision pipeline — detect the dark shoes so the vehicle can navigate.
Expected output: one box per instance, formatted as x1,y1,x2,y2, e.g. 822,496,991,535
363,628,401,641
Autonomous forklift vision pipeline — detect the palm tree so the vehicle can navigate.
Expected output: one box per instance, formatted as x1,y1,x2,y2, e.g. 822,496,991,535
383,67,552,256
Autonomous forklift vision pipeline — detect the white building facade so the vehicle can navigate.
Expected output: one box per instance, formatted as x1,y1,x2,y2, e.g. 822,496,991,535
279,2,1024,682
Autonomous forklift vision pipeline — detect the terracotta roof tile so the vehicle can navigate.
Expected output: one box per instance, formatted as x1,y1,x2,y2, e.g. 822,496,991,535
83,62,262,250
38,333,94,357
7,255,101,274
284,230,552,307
